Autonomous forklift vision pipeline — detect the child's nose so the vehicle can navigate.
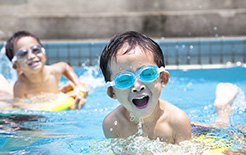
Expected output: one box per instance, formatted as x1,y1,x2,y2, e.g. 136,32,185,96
27,50,35,59
132,79,145,92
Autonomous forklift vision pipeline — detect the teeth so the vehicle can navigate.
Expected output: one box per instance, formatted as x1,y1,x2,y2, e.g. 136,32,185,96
135,96,145,100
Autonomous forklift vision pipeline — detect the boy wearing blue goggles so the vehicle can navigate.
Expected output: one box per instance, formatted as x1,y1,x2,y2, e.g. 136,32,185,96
100,31,191,145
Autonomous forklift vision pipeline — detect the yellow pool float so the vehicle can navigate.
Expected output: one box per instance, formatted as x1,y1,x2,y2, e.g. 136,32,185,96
39,91,84,111
194,134,232,155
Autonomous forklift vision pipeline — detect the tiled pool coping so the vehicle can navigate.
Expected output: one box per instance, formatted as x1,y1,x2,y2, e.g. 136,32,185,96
1,37,246,68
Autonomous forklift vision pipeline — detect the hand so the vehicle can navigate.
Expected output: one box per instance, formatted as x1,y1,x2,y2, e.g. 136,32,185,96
60,81,89,97
66,91,86,110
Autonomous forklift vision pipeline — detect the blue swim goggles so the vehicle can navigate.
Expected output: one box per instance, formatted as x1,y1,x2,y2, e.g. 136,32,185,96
12,45,45,65
107,65,165,89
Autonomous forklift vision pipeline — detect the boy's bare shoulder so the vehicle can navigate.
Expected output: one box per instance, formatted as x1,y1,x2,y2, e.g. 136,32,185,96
160,100,191,142
48,62,70,73
50,62,69,69
160,99,190,124
13,76,28,98
14,74,28,88
103,105,128,138
103,105,126,125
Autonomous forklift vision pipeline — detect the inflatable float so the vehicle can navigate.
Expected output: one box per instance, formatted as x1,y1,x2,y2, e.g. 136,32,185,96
39,91,85,111
194,134,232,155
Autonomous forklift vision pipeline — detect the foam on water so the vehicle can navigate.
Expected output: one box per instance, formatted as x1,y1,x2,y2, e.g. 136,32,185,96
103,128,246,155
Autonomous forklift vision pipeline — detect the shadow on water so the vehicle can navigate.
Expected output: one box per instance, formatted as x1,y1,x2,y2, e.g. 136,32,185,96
0,113,47,131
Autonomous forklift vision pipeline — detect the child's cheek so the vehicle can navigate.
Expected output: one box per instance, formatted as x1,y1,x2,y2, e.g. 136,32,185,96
115,89,129,99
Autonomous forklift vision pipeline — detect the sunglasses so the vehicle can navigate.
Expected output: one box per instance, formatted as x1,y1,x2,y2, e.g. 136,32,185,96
12,45,45,65
107,65,165,89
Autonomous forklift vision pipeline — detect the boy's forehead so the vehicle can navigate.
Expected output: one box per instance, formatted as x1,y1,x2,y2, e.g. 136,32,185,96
109,45,155,71
113,43,152,61
14,36,39,52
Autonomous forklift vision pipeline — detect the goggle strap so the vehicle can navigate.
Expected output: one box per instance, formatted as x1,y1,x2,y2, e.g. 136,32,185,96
42,48,46,55
158,66,165,73
11,56,17,66
106,81,114,87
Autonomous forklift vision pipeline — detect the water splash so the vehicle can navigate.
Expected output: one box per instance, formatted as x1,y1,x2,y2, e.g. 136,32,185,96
129,113,144,135
231,87,246,112
129,112,135,122
78,66,105,90
137,118,143,135
0,47,17,86
230,87,246,126
107,128,246,155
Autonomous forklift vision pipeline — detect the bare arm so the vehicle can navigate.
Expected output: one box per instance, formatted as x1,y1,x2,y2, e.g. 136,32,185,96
53,62,88,92
52,62,89,109
103,112,119,138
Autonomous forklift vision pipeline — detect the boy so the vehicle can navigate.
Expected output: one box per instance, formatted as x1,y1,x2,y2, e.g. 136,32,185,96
5,31,89,110
99,31,191,144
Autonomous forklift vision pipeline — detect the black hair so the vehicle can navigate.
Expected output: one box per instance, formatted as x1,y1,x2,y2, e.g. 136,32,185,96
99,31,165,82
5,31,43,61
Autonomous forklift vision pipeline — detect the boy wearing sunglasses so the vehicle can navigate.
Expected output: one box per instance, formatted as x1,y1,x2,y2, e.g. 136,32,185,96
99,31,191,144
5,31,88,110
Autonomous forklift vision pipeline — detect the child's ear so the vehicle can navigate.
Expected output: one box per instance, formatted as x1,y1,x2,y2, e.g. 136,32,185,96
12,64,17,69
12,62,19,70
107,86,117,99
160,71,169,88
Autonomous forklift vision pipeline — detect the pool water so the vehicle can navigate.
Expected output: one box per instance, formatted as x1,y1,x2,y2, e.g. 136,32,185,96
0,66,246,154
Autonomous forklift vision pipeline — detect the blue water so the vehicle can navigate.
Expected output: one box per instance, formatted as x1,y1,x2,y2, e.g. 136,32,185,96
0,66,246,154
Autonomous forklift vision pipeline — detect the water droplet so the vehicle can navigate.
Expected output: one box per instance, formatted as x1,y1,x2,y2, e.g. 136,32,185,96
130,113,135,122
114,121,118,126
110,128,113,131
137,119,144,135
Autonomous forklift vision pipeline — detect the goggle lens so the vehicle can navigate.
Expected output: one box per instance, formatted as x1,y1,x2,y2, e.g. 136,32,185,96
139,66,159,82
16,50,28,59
114,72,136,89
107,65,165,89
16,45,43,59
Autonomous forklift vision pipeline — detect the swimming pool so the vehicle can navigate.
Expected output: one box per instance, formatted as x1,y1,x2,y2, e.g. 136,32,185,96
0,65,246,154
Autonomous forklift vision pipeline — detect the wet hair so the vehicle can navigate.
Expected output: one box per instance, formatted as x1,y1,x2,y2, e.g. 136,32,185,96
99,31,165,82
5,31,43,61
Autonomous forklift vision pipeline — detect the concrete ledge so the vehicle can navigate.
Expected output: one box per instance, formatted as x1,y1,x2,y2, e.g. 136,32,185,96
1,0,246,40
1,9,246,40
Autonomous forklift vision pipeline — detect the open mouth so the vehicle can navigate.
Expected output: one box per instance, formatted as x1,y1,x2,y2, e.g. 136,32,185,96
28,61,39,67
132,96,149,109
